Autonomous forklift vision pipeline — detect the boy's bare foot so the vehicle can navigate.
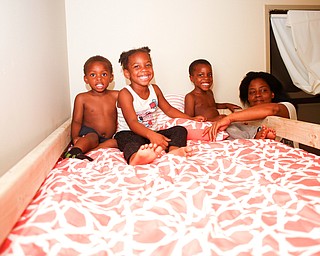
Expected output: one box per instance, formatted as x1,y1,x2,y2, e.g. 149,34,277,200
168,146,193,157
129,143,163,165
255,125,276,140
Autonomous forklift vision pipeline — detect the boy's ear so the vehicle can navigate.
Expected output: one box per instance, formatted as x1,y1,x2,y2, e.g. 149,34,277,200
84,75,88,84
189,75,194,83
123,69,131,80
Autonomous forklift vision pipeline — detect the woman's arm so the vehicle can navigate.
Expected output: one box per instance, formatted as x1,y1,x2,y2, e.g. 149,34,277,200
227,103,289,122
203,103,290,141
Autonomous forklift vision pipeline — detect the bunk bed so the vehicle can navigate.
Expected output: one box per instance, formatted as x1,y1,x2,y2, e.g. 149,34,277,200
0,95,319,255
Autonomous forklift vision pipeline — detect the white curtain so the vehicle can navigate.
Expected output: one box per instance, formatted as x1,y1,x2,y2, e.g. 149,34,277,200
270,11,320,95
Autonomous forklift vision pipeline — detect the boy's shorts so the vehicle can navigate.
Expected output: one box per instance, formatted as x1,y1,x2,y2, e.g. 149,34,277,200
79,125,110,143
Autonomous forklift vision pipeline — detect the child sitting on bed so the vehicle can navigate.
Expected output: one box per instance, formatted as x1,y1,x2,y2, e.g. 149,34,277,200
64,55,119,161
185,59,276,140
114,46,205,165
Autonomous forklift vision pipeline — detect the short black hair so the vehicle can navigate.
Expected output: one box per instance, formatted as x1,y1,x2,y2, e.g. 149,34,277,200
239,71,288,106
83,55,113,75
189,59,212,76
119,46,151,70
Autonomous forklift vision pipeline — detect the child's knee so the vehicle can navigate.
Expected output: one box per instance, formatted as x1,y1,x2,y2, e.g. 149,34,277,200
175,125,187,136
84,132,99,145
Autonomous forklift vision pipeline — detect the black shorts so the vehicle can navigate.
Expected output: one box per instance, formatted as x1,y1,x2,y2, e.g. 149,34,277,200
114,125,187,163
79,125,110,143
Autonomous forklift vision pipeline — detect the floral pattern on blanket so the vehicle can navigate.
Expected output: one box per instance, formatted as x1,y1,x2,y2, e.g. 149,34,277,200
1,138,320,255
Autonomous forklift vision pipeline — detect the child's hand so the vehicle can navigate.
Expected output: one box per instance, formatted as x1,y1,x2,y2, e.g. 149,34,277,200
148,131,171,150
192,115,207,122
226,103,242,112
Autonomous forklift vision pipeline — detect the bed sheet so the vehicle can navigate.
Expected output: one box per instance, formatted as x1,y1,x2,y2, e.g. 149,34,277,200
1,138,320,255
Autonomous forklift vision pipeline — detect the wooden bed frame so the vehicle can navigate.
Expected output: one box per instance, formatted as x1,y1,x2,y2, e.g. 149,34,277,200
0,116,319,246
0,118,71,245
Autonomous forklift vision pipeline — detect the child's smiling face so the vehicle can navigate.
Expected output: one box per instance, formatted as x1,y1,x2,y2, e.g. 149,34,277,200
124,51,154,87
190,63,213,91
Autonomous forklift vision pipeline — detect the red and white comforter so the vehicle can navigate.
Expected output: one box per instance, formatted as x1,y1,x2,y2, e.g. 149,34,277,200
1,137,320,255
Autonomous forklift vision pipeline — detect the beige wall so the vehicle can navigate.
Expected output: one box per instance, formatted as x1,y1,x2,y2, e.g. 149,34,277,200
1,0,318,176
0,0,70,176
65,0,319,110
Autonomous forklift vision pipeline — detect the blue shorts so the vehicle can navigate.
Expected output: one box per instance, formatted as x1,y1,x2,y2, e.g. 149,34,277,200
79,125,110,143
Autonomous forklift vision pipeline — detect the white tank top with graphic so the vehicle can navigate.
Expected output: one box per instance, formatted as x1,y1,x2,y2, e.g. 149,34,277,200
117,84,158,132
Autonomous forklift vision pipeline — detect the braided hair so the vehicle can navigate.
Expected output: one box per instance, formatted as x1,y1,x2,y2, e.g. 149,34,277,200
119,46,151,70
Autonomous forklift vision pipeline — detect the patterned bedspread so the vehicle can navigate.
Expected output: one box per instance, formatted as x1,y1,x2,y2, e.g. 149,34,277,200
1,137,320,255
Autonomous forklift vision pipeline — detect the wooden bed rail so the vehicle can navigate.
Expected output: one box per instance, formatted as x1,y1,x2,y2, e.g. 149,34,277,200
262,116,320,150
0,116,319,246
0,118,71,246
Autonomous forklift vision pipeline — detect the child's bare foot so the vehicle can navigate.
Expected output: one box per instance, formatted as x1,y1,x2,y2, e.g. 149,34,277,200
265,128,276,140
129,143,163,165
255,125,276,140
168,146,193,157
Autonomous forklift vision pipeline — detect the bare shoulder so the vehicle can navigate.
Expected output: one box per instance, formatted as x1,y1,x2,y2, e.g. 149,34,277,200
75,91,90,101
185,90,194,97
76,91,90,97
118,87,133,107
185,91,195,101
118,87,130,97
207,90,214,96
152,84,169,108
152,84,164,100
107,89,119,100
152,84,162,94
108,89,119,94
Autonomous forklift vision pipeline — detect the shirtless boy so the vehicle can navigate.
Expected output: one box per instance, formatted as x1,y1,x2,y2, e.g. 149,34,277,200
185,59,241,122
64,55,118,161
185,59,275,140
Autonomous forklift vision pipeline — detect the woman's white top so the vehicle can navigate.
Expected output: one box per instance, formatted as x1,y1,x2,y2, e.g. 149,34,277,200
280,102,297,120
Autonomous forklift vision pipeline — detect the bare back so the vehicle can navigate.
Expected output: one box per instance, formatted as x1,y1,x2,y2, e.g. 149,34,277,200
72,90,118,139
185,89,220,121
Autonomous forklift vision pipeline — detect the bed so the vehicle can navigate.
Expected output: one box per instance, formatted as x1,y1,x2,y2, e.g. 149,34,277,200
1,95,320,255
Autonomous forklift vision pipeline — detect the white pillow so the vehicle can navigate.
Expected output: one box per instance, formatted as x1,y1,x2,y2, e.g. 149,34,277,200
156,94,185,128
